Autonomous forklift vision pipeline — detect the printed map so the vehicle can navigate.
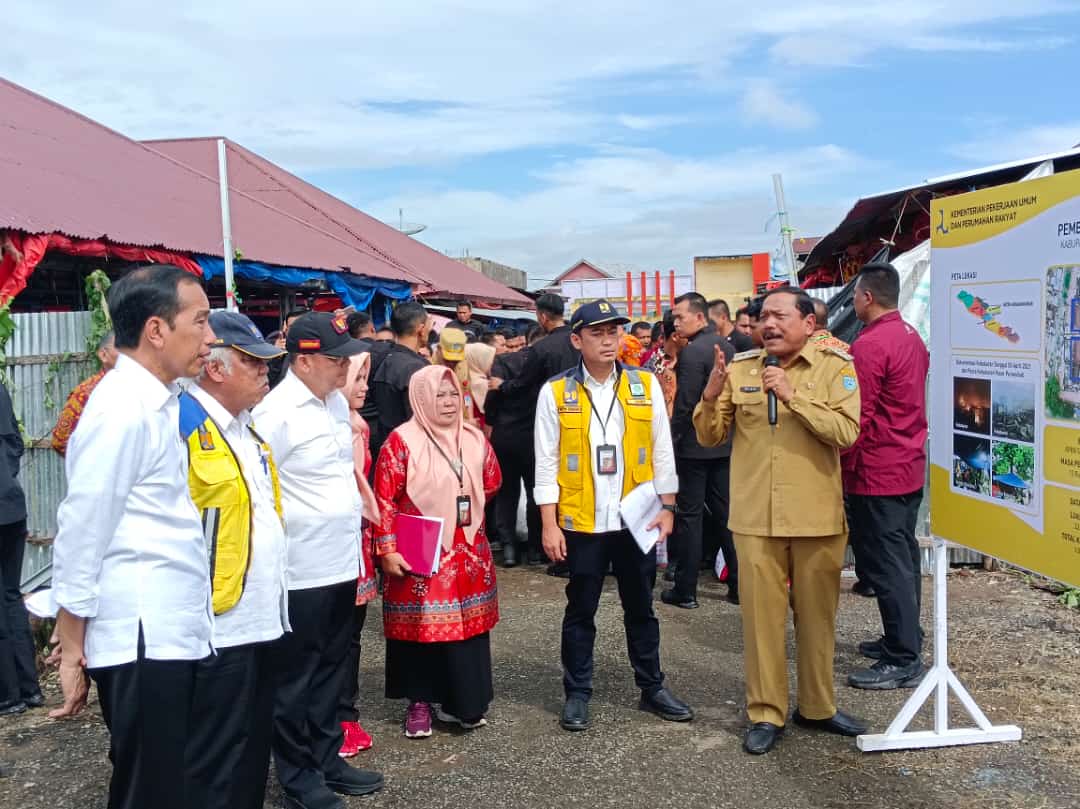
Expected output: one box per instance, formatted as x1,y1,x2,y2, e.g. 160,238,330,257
957,290,1021,343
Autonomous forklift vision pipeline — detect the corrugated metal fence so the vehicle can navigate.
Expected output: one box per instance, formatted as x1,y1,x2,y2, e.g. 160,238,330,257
6,311,95,591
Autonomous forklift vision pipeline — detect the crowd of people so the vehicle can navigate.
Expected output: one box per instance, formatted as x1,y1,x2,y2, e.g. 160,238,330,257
0,259,931,806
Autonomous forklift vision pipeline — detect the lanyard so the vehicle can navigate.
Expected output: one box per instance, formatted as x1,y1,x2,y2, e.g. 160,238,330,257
578,368,621,443
423,428,465,490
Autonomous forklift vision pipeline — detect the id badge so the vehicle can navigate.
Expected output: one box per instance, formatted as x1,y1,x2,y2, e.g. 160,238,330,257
456,495,473,527
596,444,618,476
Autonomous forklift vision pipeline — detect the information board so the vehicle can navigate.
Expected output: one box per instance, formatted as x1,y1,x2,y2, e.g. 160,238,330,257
930,169,1080,588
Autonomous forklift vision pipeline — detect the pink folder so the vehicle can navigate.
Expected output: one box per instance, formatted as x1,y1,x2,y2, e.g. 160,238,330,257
393,513,444,576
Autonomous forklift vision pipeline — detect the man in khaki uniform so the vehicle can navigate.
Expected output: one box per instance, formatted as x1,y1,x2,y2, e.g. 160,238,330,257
692,287,867,755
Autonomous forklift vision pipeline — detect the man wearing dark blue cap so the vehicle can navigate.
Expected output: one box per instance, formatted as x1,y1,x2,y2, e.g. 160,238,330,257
180,311,291,809
534,299,692,732
254,312,384,808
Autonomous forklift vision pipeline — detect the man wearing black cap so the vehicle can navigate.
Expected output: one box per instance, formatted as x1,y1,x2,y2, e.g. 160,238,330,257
253,312,384,808
180,311,291,809
534,300,692,732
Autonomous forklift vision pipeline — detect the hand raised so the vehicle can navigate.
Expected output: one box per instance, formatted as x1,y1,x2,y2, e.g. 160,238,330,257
702,344,728,402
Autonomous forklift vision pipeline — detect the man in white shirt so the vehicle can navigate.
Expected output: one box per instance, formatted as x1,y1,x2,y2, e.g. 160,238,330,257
50,265,215,809
253,312,383,809
178,311,292,809
534,300,693,732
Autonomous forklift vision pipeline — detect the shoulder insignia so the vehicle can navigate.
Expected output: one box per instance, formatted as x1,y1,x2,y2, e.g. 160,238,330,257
823,346,853,362
732,349,763,362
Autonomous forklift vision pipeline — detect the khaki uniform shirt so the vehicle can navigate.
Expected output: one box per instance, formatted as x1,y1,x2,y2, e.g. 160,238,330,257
692,343,860,537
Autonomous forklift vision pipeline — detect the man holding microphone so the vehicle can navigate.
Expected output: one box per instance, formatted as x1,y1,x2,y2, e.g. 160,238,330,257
534,300,693,732
692,287,866,755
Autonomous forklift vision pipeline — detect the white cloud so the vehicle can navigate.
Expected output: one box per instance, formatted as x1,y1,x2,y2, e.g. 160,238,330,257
739,81,818,131
950,122,1080,165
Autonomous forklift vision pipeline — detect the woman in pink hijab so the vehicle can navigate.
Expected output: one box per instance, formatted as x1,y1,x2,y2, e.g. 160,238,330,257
338,352,380,756
373,365,502,739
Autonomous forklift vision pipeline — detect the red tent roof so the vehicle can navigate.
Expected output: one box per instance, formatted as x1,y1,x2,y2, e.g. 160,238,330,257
146,137,531,308
0,78,417,284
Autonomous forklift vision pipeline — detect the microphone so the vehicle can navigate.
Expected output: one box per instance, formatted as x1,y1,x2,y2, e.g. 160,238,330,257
765,355,780,426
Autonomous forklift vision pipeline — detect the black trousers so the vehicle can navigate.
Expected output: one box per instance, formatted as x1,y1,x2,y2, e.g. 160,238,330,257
337,603,368,723
848,491,924,665
187,640,279,809
491,433,540,552
272,580,355,798
562,529,663,699
89,630,201,809
0,520,38,704
673,456,738,599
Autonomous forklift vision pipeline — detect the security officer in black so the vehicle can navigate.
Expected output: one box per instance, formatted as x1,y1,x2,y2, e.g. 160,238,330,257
369,301,430,464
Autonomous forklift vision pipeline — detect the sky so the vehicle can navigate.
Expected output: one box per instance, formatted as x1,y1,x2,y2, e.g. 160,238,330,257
4,2,1080,286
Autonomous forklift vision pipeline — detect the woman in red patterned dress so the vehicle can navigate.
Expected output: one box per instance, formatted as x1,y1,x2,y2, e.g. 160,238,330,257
338,351,380,756
374,365,502,739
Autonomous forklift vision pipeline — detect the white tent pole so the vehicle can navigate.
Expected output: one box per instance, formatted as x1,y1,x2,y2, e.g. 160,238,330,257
772,173,798,287
217,138,237,312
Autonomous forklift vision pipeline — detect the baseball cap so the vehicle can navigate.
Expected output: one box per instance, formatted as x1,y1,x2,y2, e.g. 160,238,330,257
286,312,368,358
439,327,467,361
570,299,630,333
209,311,285,360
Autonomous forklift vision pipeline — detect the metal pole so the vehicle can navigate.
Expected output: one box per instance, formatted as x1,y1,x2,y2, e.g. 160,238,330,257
654,271,661,318
626,272,633,318
772,173,799,287
217,138,237,312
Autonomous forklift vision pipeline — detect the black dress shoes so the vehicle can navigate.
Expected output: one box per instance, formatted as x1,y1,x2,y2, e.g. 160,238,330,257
560,696,590,731
744,722,783,754
0,700,26,717
851,579,876,597
847,660,923,690
283,787,345,809
22,692,45,709
502,542,519,568
639,687,694,722
660,589,699,610
792,709,868,736
546,562,570,578
325,765,385,796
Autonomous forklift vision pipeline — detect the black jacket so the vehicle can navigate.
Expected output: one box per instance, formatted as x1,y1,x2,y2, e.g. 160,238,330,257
0,382,26,524
725,329,755,353
496,324,579,403
672,323,734,459
369,342,428,462
486,350,532,438
444,318,485,342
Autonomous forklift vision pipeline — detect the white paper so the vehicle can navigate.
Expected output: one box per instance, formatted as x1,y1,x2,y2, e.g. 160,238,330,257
619,482,664,554
25,588,57,619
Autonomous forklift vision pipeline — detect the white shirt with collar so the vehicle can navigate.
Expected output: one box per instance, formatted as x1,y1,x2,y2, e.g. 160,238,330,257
252,369,362,590
534,363,678,533
52,353,213,669
188,384,290,648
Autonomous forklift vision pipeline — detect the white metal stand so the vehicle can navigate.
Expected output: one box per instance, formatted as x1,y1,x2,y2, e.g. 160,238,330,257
857,537,1022,752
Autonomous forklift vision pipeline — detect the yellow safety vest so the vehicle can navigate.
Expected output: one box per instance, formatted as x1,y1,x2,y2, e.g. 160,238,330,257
548,365,654,533
179,393,283,615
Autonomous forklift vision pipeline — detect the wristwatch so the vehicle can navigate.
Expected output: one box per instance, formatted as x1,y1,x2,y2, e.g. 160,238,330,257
660,504,677,514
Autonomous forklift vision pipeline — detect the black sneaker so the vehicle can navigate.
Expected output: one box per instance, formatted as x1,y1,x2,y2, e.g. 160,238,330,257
857,638,885,660
847,660,923,690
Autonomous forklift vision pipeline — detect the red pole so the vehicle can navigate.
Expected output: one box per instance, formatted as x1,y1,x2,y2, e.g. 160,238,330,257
626,271,633,318
668,269,676,308
639,273,647,321
654,270,661,318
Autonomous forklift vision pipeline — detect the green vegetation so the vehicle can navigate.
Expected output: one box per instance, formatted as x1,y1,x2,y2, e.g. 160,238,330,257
1059,588,1080,610
992,441,1034,482
84,270,112,370
1046,377,1074,420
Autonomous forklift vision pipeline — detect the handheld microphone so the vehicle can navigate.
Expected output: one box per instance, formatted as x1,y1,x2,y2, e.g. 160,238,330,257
765,355,780,426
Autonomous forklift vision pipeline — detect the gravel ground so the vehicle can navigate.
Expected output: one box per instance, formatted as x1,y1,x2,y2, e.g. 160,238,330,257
1,566,1078,809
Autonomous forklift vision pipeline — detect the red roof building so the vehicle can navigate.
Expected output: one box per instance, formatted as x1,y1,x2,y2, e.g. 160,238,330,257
553,259,612,284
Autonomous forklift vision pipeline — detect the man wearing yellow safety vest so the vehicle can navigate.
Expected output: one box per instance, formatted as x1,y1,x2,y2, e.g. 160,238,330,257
534,299,693,732
179,311,290,809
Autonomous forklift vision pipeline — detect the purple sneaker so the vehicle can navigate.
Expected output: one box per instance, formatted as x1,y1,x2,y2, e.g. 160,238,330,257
404,701,432,739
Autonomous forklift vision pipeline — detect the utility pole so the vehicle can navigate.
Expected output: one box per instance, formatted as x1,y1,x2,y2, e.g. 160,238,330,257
217,139,237,311
772,173,799,287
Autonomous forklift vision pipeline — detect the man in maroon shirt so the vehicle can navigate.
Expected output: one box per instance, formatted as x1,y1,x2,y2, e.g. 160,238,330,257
842,263,929,690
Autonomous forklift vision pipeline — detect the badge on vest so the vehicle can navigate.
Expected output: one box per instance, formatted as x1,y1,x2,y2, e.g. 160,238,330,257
597,444,617,475
740,386,761,393
197,425,215,451
629,382,646,398
563,387,579,404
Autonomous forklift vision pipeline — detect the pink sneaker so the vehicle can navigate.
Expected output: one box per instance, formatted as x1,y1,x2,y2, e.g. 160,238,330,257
404,701,432,739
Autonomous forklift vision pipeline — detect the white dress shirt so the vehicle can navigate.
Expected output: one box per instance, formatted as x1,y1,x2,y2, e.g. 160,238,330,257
252,370,362,591
189,385,290,648
534,363,678,533
52,354,212,668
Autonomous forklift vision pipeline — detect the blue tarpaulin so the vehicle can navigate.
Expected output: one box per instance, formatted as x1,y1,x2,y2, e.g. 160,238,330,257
995,472,1030,489
195,256,413,310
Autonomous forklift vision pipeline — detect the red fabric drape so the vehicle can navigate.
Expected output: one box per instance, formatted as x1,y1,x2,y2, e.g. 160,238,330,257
0,231,202,306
